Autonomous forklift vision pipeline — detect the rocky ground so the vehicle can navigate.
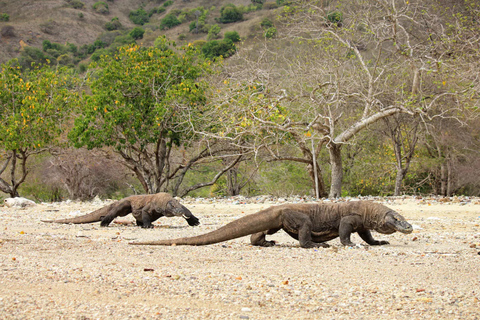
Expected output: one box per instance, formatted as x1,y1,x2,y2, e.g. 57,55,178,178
1,195,479,319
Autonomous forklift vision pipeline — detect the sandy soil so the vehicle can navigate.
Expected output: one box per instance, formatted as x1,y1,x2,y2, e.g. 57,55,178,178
1,196,479,319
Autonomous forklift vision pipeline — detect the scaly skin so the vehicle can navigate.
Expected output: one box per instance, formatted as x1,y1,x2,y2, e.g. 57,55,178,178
42,193,200,228
130,201,412,247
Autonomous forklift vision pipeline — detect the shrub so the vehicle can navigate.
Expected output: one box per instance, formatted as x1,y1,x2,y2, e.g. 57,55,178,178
264,27,277,38
224,30,240,43
163,0,173,7
160,14,181,29
260,17,274,29
18,46,51,68
207,24,221,40
105,17,122,30
327,11,343,26
92,1,109,14
192,39,207,48
202,39,236,60
0,13,10,22
1,26,15,37
39,19,58,35
178,33,186,40
65,0,85,9
219,4,243,23
129,8,149,25
129,27,145,40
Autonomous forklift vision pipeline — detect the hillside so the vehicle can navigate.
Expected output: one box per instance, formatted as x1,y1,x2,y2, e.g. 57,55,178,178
0,0,277,64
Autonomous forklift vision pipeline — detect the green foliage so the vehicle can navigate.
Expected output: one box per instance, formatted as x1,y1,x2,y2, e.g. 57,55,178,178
219,4,243,23
260,17,274,29
251,0,265,4
257,161,312,197
327,11,343,26
264,27,277,38
148,6,166,17
160,14,181,29
163,0,173,7
0,13,10,22
0,61,79,151
202,39,236,60
129,8,149,25
129,27,145,40
105,17,122,30
224,30,241,43
92,1,109,14
264,2,279,9
18,47,51,68
207,24,221,41
69,38,213,152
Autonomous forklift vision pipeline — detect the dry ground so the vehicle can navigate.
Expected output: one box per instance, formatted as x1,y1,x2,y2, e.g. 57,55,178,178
1,197,479,319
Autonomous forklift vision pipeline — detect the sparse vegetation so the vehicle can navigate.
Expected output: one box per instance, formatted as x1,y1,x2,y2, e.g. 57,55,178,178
0,13,9,21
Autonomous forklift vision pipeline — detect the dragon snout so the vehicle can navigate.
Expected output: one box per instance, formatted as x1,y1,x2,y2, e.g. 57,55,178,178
397,221,413,234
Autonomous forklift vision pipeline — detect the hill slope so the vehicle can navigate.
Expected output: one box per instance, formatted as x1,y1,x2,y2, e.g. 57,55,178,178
0,0,276,64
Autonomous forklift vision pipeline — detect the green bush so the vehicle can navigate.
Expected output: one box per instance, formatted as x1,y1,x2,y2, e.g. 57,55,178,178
264,2,278,9
207,24,221,40
129,27,145,40
264,27,277,38
129,8,149,25
148,6,166,17
92,1,109,14
202,39,236,60
0,13,9,22
327,11,343,26
163,0,173,7
160,14,181,29
219,4,243,23
18,46,51,68
105,17,122,31
224,30,241,43
178,33,186,40
260,17,274,29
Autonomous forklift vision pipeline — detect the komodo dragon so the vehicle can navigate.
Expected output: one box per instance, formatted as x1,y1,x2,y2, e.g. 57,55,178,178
130,201,412,248
42,193,200,228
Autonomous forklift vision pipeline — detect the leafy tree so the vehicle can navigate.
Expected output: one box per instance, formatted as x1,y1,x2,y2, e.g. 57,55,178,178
0,61,79,197
207,24,221,40
68,39,231,195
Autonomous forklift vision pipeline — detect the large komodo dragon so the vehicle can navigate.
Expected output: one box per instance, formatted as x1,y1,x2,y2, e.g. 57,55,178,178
130,201,412,248
42,193,200,228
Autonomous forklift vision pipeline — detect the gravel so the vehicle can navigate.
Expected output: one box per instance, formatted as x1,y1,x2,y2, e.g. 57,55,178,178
1,196,479,319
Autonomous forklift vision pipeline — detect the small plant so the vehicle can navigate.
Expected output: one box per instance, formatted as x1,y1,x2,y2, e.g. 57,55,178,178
224,30,240,43
327,11,343,27
105,17,122,30
160,14,181,29
207,24,221,40
129,8,149,25
92,1,109,14
163,0,173,7
178,33,186,40
260,17,274,29
129,27,145,40
0,13,10,21
264,27,277,38
78,12,84,19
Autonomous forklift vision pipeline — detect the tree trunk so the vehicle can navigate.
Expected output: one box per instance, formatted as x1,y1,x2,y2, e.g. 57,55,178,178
226,166,240,196
394,169,406,196
328,144,343,198
306,161,327,198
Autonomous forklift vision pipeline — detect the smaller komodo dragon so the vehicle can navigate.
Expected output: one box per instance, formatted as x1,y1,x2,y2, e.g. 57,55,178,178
42,193,200,228
130,201,412,247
